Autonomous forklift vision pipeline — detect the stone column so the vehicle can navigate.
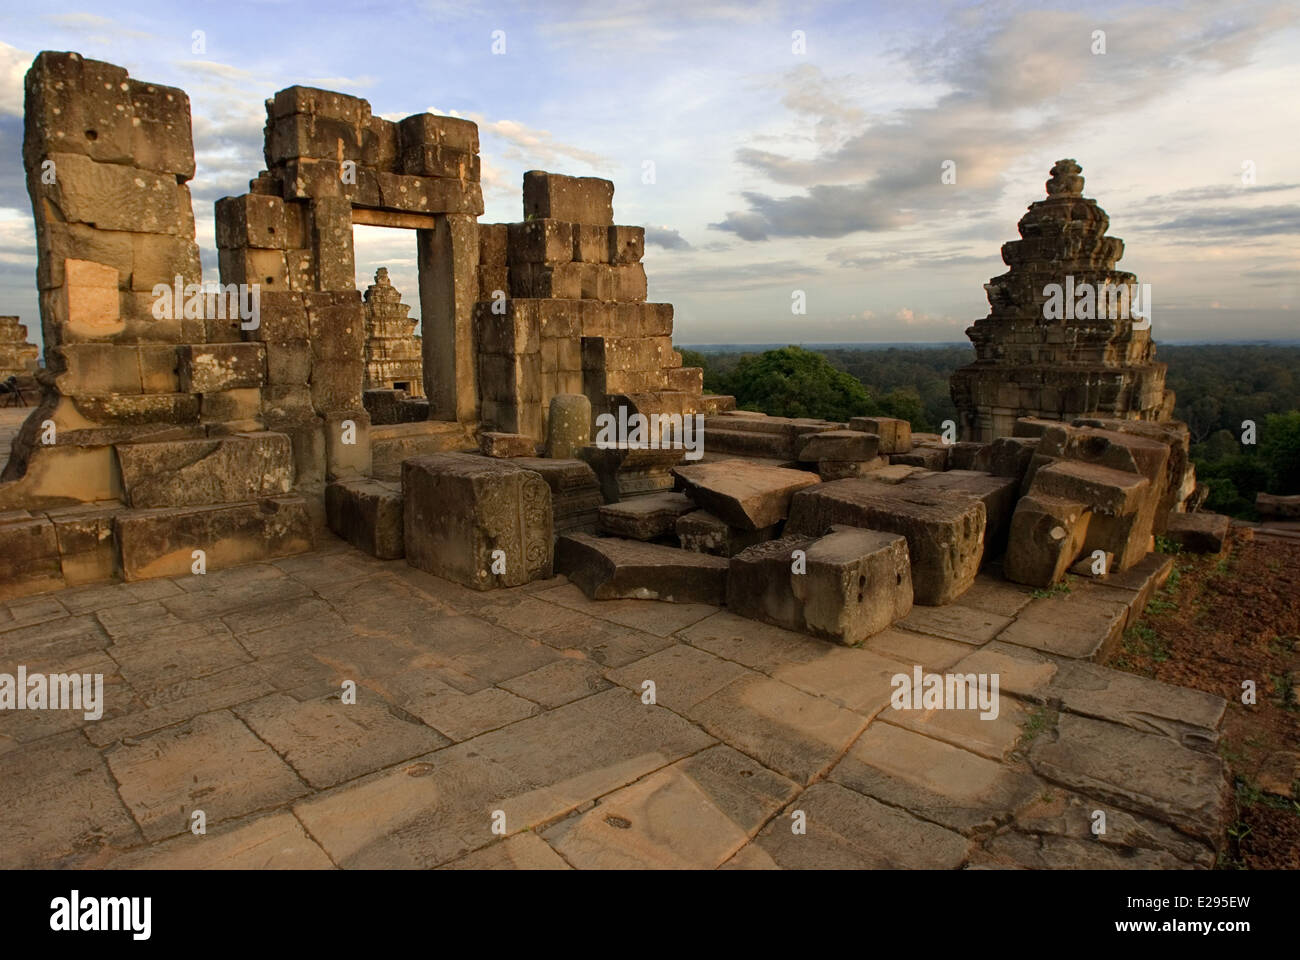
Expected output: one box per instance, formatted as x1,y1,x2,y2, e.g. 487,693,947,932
417,214,478,424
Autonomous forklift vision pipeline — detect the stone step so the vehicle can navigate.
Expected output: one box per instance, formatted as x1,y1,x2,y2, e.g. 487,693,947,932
114,496,314,581
369,421,475,480
326,478,404,559
114,432,294,509
555,532,728,603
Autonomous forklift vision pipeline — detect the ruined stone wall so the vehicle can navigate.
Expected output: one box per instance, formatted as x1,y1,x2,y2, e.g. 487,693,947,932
0,316,39,385
476,171,703,443
950,160,1173,442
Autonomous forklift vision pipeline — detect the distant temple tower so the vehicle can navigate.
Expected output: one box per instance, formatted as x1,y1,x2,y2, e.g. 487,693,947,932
950,159,1173,441
362,268,424,398
0,316,38,384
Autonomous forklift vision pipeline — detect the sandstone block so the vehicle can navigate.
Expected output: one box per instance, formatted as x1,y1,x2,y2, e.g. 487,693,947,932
479,432,537,458
598,491,695,540
849,416,911,454
127,79,195,178
1029,460,1153,570
672,459,821,530
1004,494,1092,588
799,430,880,463
114,497,313,581
326,479,403,559
787,479,985,605
402,453,553,590
115,432,294,508
555,533,727,603
1164,511,1231,554
547,393,591,459
608,226,645,264
523,171,614,226
507,219,574,264
39,153,191,235
676,510,778,557
727,527,912,644
0,516,64,600
177,343,266,393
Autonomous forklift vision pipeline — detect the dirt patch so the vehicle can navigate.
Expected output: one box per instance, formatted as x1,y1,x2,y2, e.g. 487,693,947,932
1104,529,1300,870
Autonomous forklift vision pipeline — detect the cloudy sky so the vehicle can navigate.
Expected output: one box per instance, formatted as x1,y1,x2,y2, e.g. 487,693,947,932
0,0,1297,349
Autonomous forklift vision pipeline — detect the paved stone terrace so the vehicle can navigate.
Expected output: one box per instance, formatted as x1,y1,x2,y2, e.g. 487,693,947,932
0,537,1228,869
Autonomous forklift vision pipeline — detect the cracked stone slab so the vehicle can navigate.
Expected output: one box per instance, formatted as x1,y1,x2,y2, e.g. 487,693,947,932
685,674,869,784
897,603,1012,645
113,811,334,869
233,693,448,788
1028,712,1228,844
829,721,1041,835
756,781,972,869
953,641,1224,750
997,592,1128,659
556,533,729,604
438,832,570,870
0,730,139,868
104,709,309,842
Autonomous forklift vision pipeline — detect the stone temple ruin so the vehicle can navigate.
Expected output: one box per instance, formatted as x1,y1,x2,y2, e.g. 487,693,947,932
0,52,1245,870
950,159,1174,442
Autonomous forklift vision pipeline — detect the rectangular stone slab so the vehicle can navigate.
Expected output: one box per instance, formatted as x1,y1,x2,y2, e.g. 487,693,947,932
798,430,879,463
598,491,695,541
1003,493,1091,588
403,453,553,590
115,432,294,509
787,479,985,605
673,459,820,530
555,533,728,603
675,509,778,557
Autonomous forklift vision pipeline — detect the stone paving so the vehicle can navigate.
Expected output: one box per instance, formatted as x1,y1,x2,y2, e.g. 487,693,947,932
0,537,1229,869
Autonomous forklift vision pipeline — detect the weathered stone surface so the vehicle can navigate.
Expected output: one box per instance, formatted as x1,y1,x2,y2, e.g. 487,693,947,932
546,393,591,459
998,590,1128,659
755,781,971,868
325,478,403,559
727,528,912,644
523,171,614,225
817,457,888,480
177,343,266,393
1004,494,1091,588
555,533,728,603
891,446,948,470
1029,713,1228,844
908,469,1018,559
598,491,694,540
1029,459,1153,570
0,516,65,600
479,431,537,458
115,433,294,508
403,453,553,590
1164,511,1230,554
849,416,911,454
676,509,778,557
673,459,820,531
787,479,985,605
830,721,1041,834
798,429,879,462
115,497,314,581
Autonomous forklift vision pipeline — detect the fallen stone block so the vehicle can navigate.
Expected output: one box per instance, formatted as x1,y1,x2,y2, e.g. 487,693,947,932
402,453,553,590
988,436,1038,482
849,417,911,454
675,509,778,558
325,478,403,559
579,444,681,502
1029,460,1153,570
1003,494,1091,588
890,446,948,470
510,457,603,537
115,432,294,509
948,441,990,471
555,533,728,603
598,491,695,540
798,430,879,463
672,459,820,530
907,470,1018,561
1256,492,1300,519
1012,417,1061,438
727,527,912,644
787,479,985,605
1069,550,1114,578
818,457,888,481
114,497,314,581
478,431,537,458
1164,511,1231,554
